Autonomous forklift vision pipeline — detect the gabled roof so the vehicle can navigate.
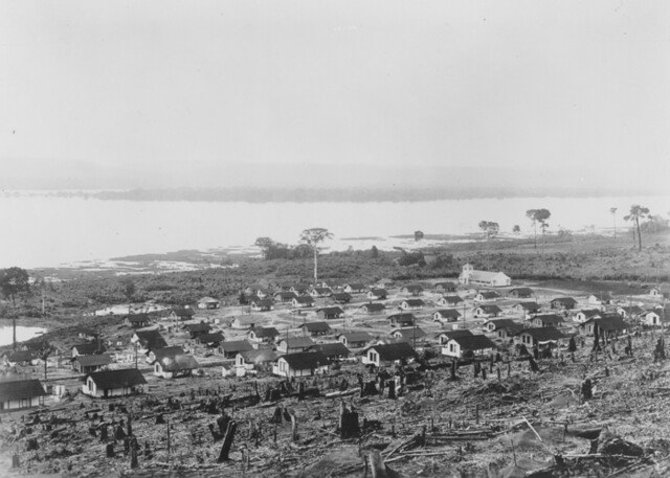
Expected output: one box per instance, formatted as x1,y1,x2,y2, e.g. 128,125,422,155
403,284,423,292
441,295,463,303
72,343,106,355
3,350,35,363
127,314,152,324
391,327,427,341
551,297,577,306
449,334,497,351
533,314,565,325
74,354,113,367
477,304,502,313
172,306,195,317
402,299,425,307
239,348,278,364
579,309,602,318
434,309,461,318
157,354,199,372
198,296,219,303
220,340,253,354
585,316,629,331
461,269,510,282
308,342,350,358
618,305,644,315
388,313,416,324
151,346,186,362
344,283,366,290
298,321,332,333
331,292,352,302
278,351,329,370
477,291,500,299
515,302,540,312
86,369,147,389
437,329,474,340
134,330,168,350
199,332,225,344
589,292,613,301
360,302,386,312
274,291,299,300
338,332,373,343
293,295,315,304
250,326,280,339
486,318,520,330
368,288,388,297
366,342,417,361
316,307,344,316
312,287,332,294
250,298,274,308
434,282,457,291
509,288,534,296
280,336,316,348
184,322,211,333
517,327,565,342
0,379,46,402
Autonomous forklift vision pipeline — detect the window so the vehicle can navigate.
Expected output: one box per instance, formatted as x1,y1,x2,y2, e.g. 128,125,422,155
449,344,455,353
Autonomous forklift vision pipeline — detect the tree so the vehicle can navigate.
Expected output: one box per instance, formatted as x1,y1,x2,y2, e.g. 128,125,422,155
610,207,618,238
478,221,499,240
370,245,379,259
526,209,551,249
414,231,424,241
254,237,275,260
512,225,521,235
38,340,56,381
0,267,30,307
624,204,650,251
119,277,136,302
299,228,333,284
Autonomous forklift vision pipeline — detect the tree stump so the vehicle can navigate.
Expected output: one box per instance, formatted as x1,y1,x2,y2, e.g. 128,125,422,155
106,443,115,458
217,421,237,462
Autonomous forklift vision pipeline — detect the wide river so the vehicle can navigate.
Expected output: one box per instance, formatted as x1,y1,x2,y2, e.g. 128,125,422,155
0,325,47,347
0,194,668,269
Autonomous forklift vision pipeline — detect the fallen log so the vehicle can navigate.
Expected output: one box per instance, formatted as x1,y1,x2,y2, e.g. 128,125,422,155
325,388,360,399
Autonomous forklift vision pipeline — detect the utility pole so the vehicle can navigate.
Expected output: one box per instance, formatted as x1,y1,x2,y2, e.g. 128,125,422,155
134,342,138,369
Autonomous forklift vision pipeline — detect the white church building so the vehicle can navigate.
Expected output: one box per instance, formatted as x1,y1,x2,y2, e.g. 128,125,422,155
458,264,511,287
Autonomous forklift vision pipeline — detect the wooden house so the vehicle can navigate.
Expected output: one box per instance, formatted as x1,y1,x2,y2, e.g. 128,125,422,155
441,334,496,359
183,322,211,339
473,304,502,318
587,293,613,307
617,305,644,319
170,306,195,321
337,332,373,349
125,314,153,328
402,285,423,296
71,342,106,358
575,309,602,323
247,326,280,344
274,291,298,303
433,309,461,323
230,316,261,330
273,351,330,378
512,302,540,318
531,314,565,328
367,289,388,300
550,297,577,311
508,288,534,299
146,345,185,364
197,297,220,310
362,342,417,367
642,310,663,326
343,283,366,293
308,287,333,298
484,318,519,333
359,303,386,315
578,315,629,339
276,336,316,354
458,264,511,287
474,291,501,302
437,295,463,306
72,354,112,374
434,282,457,293
198,332,225,347
437,329,474,345
154,352,199,379
317,307,345,320
390,327,427,344
298,321,332,337
515,327,565,348
331,292,352,304
307,342,351,361
399,299,425,311
0,379,46,411
250,298,274,312
2,350,37,366
82,369,147,398
219,340,254,359
388,313,416,328
291,296,315,308
235,348,278,372
131,330,168,353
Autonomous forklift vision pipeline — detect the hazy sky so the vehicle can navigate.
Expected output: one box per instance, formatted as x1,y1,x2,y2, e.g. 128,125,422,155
1,1,669,190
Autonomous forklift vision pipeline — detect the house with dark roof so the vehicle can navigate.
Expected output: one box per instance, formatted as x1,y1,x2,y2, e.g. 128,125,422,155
515,327,566,347
617,305,644,319
125,314,153,329
72,354,113,374
0,379,46,410
508,288,534,299
276,336,316,354
434,282,457,293
550,297,577,311
169,306,196,321
390,327,427,344
219,340,254,358
2,350,37,366
436,295,463,306
71,342,106,358
642,309,666,327
399,299,425,311
402,284,423,296
250,298,274,312
197,297,220,310
198,331,225,347
274,291,299,303
317,307,345,320
273,351,330,378
512,302,541,318
575,309,602,323
531,314,565,328
331,292,352,304
291,295,315,308
147,345,185,364
343,283,367,293
131,330,168,352
154,352,200,379
183,322,212,339
578,315,629,339
367,289,388,300
433,309,461,323
298,321,332,336
248,326,280,344
309,287,333,298
437,329,474,345
235,348,278,371
441,334,497,359
289,285,310,295
307,342,351,361
474,291,501,302
337,332,373,348
362,342,417,367
359,302,386,314
230,316,261,330
82,369,147,398
387,313,416,328
484,318,520,333
473,304,502,318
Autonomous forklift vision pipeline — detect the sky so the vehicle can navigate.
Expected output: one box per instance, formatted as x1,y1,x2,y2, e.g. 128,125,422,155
0,0,669,190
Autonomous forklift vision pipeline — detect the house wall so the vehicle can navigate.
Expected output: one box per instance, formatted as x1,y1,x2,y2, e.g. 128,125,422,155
441,341,461,358
0,396,42,411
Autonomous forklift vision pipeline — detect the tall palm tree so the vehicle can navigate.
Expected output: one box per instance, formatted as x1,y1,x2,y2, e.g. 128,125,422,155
624,205,650,251
610,207,618,238
300,228,333,284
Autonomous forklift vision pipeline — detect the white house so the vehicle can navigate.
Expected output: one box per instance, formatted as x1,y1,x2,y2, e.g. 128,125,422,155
474,291,501,302
512,302,540,319
575,309,602,323
361,343,417,367
197,297,220,310
399,299,425,311
643,310,662,326
441,335,496,359
473,305,502,318
154,353,199,379
433,309,461,323
272,351,329,378
436,295,463,307
82,369,147,398
458,264,511,287
276,336,315,354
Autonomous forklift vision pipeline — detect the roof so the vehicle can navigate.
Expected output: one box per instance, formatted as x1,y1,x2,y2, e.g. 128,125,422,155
586,316,629,331
184,322,211,333
478,291,500,299
198,296,219,304
331,292,352,301
441,295,463,303
298,321,332,333
361,303,385,312
275,291,298,300
462,269,510,282
580,309,602,318
486,319,520,330
308,342,350,358
0,379,46,402
435,309,461,318
157,354,199,372
477,304,502,313
281,336,316,348
369,288,387,297
72,343,106,355
344,283,366,290
317,306,344,316
509,288,534,295
74,354,112,367
240,348,278,364
152,346,186,362
366,342,417,361
4,350,35,363
619,305,644,315
127,314,151,324
533,314,565,325
402,299,425,307
220,340,254,354
250,298,274,308
172,306,195,317
517,327,565,342
551,297,577,305
516,302,540,312
391,327,427,341
438,329,474,340
293,295,315,304
450,334,497,351
86,369,147,389
404,284,423,292
250,326,280,339
434,282,457,290
199,332,225,344
338,332,373,343
134,330,168,350
278,351,330,370
590,292,613,301
313,287,332,294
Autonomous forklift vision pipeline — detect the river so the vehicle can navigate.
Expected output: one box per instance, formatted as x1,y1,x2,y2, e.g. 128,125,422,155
0,325,47,347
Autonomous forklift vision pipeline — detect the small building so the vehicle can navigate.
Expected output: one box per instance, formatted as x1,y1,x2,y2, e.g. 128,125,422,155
512,302,541,318
495,322,525,340
198,332,225,347
154,353,199,379
390,327,427,344
0,379,46,411
437,295,463,306
649,287,670,299
399,299,425,311
235,348,278,372
437,329,474,345
458,264,511,287
183,322,212,339
367,289,388,300
170,306,196,321
362,342,417,367
289,285,310,295
82,369,147,398
474,291,501,302
125,314,153,329
617,305,644,319
338,332,373,348
508,288,534,299
484,318,520,333
219,340,254,359
2,350,37,366
71,342,106,358
331,292,352,304
306,342,351,361
291,296,315,308
317,307,345,320
434,282,457,293
575,309,602,323
197,297,220,310
642,310,663,327
587,293,613,307
515,327,565,348
433,309,461,323
273,351,330,378
274,291,299,303
298,321,332,336
359,302,386,315
276,336,316,354
441,334,496,359
402,284,424,296
250,298,274,312
473,304,502,318
73,354,113,374
388,313,416,328
550,297,577,311
531,314,565,328
147,345,185,364
230,316,261,330
248,326,280,344
578,316,629,339
131,330,168,353
309,287,333,298
343,283,366,293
